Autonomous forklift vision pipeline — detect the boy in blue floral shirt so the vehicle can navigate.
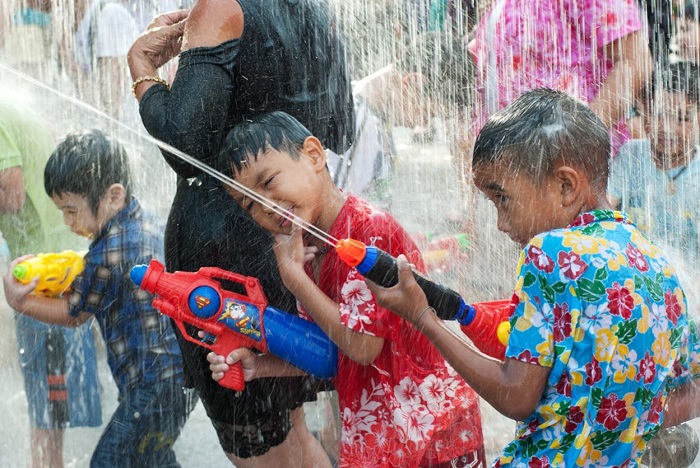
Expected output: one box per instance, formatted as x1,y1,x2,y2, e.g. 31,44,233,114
2,129,193,467
370,88,696,466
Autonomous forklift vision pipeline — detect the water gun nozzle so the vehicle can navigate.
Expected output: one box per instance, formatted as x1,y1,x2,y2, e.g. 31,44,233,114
130,264,147,286
335,238,369,268
13,264,28,281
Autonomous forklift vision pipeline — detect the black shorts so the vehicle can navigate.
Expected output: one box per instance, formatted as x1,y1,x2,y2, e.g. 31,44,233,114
204,377,315,458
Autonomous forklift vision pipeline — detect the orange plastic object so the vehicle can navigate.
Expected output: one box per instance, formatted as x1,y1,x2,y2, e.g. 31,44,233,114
335,238,367,267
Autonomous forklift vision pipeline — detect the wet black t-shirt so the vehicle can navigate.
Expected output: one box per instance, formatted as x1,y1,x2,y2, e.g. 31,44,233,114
139,0,353,423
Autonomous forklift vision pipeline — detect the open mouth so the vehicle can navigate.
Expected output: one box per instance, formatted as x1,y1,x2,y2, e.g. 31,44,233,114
279,207,295,229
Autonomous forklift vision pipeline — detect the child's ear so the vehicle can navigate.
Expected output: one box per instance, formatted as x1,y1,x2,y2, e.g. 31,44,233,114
554,165,581,208
301,136,327,172
106,183,127,208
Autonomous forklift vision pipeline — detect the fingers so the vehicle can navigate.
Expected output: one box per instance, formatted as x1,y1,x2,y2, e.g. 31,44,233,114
226,348,253,365
9,254,35,269
148,9,189,28
207,352,228,382
396,255,418,286
303,245,319,262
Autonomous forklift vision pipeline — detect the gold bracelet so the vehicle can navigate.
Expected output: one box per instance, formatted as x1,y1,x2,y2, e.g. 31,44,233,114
413,305,435,331
131,75,170,97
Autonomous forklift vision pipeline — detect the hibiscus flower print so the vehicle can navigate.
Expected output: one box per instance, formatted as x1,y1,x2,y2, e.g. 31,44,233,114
553,302,572,342
596,394,628,430
393,404,435,444
606,282,635,319
341,278,373,307
530,303,555,341
528,455,551,468
558,250,588,280
339,302,373,332
419,374,453,412
585,358,603,386
341,407,364,445
365,422,396,452
637,351,656,384
395,377,422,407
565,405,584,433
648,303,669,335
611,345,638,384
581,303,612,333
664,289,682,325
527,245,555,273
625,243,649,272
562,231,600,255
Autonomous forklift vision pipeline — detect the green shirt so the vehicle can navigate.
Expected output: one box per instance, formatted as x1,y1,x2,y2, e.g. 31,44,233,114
0,99,78,255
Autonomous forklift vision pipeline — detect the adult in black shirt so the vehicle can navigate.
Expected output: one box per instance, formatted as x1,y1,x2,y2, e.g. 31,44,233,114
128,2,354,465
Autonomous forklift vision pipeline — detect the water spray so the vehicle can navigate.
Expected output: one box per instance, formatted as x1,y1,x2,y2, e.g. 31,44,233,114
0,64,510,355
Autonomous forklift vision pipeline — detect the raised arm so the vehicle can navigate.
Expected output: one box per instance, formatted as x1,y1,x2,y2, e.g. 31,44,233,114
273,231,385,366
127,0,245,177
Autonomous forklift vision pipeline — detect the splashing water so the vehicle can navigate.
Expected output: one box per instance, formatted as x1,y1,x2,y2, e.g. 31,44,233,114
3,0,700,466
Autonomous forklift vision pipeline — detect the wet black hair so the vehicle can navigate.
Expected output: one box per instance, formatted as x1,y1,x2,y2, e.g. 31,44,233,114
44,128,132,215
472,88,610,189
215,111,313,176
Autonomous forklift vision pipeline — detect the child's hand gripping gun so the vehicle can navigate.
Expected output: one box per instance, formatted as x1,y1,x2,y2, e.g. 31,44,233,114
13,250,85,297
336,239,511,359
130,260,338,391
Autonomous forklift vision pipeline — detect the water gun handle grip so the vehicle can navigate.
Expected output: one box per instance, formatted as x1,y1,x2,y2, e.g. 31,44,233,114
218,362,245,392
361,248,466,320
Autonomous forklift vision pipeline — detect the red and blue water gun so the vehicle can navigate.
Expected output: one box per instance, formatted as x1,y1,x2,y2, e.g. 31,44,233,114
131,260,338,391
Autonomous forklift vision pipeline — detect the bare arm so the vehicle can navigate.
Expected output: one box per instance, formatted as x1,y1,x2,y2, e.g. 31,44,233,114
368,255,551,420
662,380,700,428
416,308,551,420
0,167,26,213
128,0,244,100
274,231,385,366
208,348,309,382
589,30,651,130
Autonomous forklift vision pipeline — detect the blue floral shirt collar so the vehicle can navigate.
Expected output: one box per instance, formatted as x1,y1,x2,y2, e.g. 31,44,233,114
568,209,631,228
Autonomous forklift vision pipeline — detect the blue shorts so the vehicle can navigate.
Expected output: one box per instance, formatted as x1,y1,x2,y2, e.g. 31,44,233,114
91,377,196,468
15,313,102,429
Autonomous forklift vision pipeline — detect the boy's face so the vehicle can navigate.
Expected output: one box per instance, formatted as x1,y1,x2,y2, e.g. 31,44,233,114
643,90,699,169
225,146,326,235
51,192,112,239
473,160,572,247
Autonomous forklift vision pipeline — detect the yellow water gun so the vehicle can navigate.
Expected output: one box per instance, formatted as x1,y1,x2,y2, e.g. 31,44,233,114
13,251,85,297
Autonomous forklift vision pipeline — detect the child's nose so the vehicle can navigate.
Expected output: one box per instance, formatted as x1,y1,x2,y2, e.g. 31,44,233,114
496,216,510,235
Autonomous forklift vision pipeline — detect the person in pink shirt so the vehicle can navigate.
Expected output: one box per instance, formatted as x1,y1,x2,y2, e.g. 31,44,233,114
469,0,651,154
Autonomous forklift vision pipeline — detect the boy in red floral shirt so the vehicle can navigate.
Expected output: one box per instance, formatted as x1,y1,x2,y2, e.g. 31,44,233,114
207,111,485,467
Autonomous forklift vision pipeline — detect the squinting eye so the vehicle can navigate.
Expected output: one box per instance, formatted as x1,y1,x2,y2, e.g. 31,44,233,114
264,176,275,187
